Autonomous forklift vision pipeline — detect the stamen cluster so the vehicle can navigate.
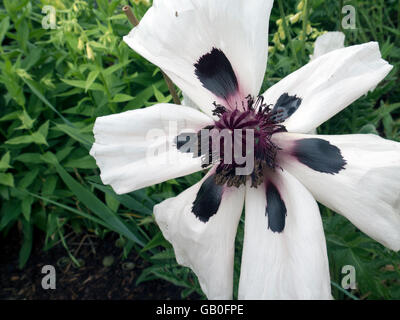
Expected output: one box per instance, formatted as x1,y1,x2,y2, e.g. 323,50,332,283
203,96,287,187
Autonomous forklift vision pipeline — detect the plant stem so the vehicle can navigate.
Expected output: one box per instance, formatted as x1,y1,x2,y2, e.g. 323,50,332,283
123,5,139,26
301,0,310,61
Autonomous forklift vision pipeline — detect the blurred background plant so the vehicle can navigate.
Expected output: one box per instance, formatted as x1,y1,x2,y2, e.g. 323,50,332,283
0,0,399,299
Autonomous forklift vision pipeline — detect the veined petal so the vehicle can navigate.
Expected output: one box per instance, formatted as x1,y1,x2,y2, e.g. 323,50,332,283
274,132,400,251
239,170,332,299
124,0,273,116
263,42,393,133
90,104,213,194
311,31,345,60
154,171,245,299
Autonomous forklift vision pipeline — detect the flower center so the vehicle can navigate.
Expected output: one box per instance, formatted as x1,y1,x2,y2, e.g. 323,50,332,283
202,95,286,188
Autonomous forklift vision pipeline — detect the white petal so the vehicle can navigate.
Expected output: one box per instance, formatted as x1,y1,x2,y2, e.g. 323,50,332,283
274,132,400,251
263,42,393,133
239,170,332,299
124,0,273,116
90,104,213,194
154,172,245,299
182,92,200,111
311,31,345,60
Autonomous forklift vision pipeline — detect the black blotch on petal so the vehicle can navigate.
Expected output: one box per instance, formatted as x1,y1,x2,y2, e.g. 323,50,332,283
271,93,302,122
293,138,347,174
194,48,238,100
192,174,223,223
266,182,287,233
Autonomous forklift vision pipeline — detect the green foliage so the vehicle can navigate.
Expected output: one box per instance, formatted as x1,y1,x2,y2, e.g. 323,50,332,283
0,0,398,300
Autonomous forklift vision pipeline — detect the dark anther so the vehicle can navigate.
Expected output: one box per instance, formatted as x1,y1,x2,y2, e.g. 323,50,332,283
212,102,227,116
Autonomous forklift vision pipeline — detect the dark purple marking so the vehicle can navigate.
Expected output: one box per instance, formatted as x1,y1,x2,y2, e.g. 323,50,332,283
265,182,287,233
192,174,223,223
293,138,346,174
271,93,302,122
194,48,238,101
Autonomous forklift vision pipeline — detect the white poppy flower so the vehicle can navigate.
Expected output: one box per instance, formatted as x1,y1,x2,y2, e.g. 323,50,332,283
90,0,400,300
311,31,345,60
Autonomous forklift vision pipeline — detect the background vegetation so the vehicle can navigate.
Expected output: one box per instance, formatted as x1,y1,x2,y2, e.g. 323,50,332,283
0,0,399,299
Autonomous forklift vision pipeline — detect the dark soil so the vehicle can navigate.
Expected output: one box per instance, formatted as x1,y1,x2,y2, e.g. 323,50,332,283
0,227,197,300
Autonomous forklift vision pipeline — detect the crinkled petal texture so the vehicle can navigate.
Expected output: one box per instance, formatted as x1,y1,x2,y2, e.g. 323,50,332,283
263,42,393,134
239,170,332,299
124,0,273,116
90,104,212,194
311,31,345,60
274,132,400,251
154,172,245,299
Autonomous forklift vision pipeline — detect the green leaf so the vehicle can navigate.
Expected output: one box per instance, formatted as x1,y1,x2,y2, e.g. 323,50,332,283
0,16,10,46
105,193,120,212
31,131,48,145
38,120,50,139
17,110,35,130
18,167,39,189
41,175,58,196
103,61,131,76
14,153,43,164
54,123,93,148
28,191,108,228
23,47,42,71
140,232,168,253
153,85,170,103
40,152,58,165
90,182,153,215
61,79,105,92
0,152,12,171
18,218,33,269
21,78,71,125
17,19,29,52
64,155,97,169
85,70,100,92
21,195,34,222
0,173,14,187
0,200,21,231
6,135,34,145
111,93,134,103
49,154,144,246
